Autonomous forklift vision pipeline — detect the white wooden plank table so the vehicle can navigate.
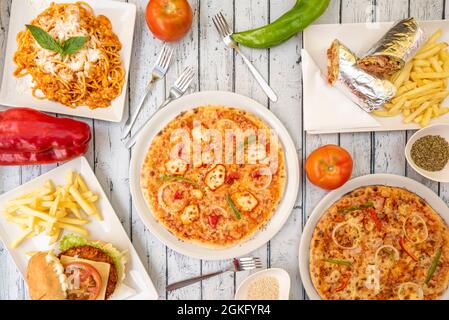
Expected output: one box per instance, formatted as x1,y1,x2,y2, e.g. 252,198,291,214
1,0,448,300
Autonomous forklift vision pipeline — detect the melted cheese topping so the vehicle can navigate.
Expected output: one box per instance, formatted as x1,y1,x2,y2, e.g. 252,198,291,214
180,205,200,225
310,185,449,300
34,5,102,79
205,164,226,190
141,106,286,248
232,191,258,212
165,159,189,175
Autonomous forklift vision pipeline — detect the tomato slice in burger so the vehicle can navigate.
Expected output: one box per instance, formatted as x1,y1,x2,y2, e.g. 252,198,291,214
64,262,102,300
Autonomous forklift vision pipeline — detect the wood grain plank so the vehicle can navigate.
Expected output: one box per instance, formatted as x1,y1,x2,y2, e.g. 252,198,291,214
127,0,168,299
407,0,443,193
340,0,374,181
267,0,303,300
301,0,341,300
304,0,340,222
373,0,408,177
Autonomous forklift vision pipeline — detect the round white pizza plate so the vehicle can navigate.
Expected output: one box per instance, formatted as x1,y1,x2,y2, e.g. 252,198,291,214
299,174,449,300
129,91,300,260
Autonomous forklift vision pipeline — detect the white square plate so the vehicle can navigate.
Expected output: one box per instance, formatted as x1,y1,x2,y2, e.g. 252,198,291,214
0,0,136,122
0,157,158,300
304,19,449,134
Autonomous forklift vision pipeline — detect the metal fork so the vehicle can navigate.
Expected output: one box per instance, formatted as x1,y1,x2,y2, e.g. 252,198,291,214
124,67,195,149
121,44,174,139
212,12,278,102
166,257,263,291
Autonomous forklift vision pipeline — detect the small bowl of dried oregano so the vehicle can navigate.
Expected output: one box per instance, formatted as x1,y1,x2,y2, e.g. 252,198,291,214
406,124,449,182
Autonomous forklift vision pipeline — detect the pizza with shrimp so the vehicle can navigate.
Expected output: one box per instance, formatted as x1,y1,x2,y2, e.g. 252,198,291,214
140,106,286,248
309,185,449,300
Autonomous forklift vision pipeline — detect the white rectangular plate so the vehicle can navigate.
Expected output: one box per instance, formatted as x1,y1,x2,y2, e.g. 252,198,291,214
304,19,449,134
0,0,136,122
0,157,158,300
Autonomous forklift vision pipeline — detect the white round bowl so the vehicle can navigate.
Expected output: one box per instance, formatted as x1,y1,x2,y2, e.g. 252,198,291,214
299,174,449,300
405,124,449,182
129,91,300,260
235,268,291,300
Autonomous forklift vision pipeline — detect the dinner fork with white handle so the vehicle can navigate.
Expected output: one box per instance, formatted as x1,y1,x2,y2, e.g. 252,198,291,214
121,44,174,139
166,257,263,291
124,66,195,149
212,12,278,102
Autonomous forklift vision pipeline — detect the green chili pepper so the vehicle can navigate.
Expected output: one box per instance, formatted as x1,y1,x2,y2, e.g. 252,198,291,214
226,194,241,220
425,248,442,284
231,0,330,49
324,258,352,266
160,174,198,186
338,202,374,213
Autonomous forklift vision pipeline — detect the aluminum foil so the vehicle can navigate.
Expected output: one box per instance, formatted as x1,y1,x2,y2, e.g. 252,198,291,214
358,17,426,74
328,39,396,112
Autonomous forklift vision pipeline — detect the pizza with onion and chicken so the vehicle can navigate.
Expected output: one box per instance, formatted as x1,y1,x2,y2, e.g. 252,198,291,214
310,185,449,300
140,106,286,248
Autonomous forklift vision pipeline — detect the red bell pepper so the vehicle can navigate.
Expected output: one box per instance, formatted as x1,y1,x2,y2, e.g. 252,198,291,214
208,215,219,228
173,190,183,200
368,208,382,232
0,108,91,165
335,272,350,292
225,171,239,184
399,236,418,262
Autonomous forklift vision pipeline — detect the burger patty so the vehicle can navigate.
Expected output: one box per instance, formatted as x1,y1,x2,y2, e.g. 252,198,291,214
59,245,118,300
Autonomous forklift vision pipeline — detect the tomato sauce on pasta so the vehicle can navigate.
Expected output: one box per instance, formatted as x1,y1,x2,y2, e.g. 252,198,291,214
13,2,124,109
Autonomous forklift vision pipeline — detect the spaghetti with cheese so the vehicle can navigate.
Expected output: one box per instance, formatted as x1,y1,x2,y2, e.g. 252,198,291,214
13,2,125,109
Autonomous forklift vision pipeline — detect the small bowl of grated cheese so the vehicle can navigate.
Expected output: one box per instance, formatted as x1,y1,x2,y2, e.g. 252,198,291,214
235,268,290,300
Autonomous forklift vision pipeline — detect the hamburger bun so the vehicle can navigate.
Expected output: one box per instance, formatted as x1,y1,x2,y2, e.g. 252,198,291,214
26,252,66,300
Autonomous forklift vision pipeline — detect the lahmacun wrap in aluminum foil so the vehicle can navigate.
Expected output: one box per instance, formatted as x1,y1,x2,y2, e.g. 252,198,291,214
327,39,396,112
357,17,426,77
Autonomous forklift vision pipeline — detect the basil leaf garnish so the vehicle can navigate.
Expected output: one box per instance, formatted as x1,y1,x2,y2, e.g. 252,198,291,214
26,24,63,54
62,36,89,55
26,24,89,58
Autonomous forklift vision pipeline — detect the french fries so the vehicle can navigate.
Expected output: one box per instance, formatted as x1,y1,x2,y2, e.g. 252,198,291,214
374,29,449,127
3,171,100,248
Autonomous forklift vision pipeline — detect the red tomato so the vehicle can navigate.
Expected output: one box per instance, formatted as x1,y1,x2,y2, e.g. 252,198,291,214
251,170,261,179
208,215,219,228
64,262,102,300
225,171,239,184
305,144,353,190
173,190,183,200
146,0,193,42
